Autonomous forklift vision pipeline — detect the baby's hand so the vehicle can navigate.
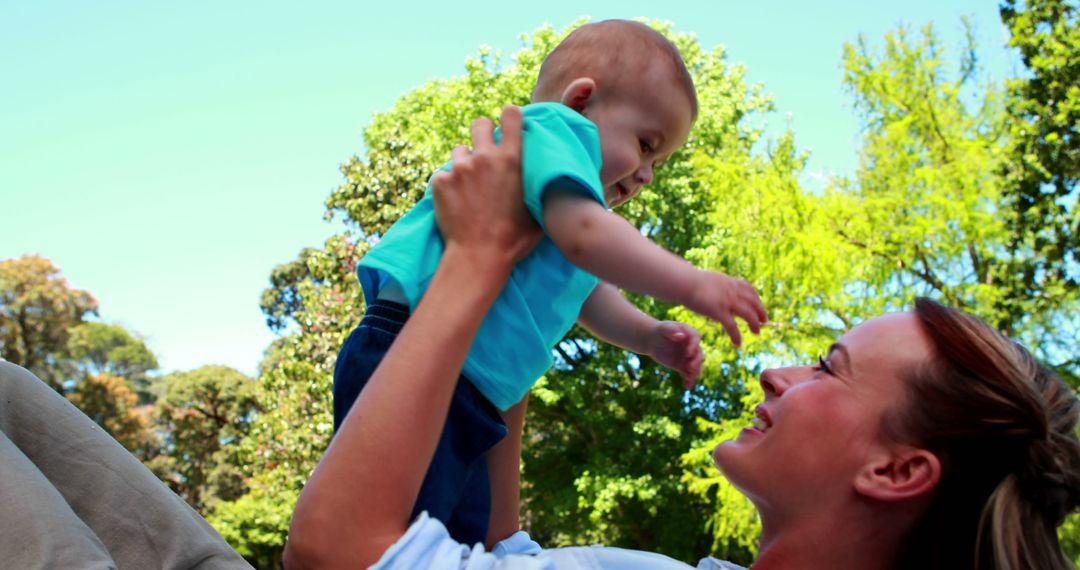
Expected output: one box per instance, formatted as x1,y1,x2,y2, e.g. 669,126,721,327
685,271,767,348
646,321,703,389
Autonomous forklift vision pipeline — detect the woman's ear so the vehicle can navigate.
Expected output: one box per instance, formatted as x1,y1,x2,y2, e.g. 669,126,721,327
560,78,597,113
854,446,941,502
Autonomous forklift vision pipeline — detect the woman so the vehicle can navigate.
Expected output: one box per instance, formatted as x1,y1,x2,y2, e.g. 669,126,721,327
284,107,1080,569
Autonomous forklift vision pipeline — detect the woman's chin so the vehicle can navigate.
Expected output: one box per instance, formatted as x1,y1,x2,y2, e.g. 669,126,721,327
712,429,766,472
711,442,759,496
711,439,742,470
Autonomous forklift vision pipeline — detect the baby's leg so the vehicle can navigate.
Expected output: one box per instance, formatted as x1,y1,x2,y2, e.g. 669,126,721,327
483,394,528,547
425,378,507,545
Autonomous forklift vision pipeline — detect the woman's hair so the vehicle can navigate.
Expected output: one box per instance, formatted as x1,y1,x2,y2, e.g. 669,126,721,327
889,298,1080,569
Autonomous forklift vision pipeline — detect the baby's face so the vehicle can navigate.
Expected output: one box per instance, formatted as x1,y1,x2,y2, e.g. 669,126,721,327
585,79,693,208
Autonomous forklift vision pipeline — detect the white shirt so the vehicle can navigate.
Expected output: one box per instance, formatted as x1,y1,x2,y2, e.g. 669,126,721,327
370,512,748,570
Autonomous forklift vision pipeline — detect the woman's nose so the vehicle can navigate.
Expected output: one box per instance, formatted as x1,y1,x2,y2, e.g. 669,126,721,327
760,367,790,398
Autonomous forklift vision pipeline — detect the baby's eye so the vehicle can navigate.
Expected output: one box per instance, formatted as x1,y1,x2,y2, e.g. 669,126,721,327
639,138,653,154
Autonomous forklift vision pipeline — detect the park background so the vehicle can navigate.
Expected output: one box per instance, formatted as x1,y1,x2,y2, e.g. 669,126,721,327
2,1,1077,567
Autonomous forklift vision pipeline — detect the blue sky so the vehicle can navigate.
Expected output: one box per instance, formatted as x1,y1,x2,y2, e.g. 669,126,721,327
1,1,1012,377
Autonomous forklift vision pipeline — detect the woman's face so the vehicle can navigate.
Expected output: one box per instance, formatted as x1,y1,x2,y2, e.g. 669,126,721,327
712,312,935,519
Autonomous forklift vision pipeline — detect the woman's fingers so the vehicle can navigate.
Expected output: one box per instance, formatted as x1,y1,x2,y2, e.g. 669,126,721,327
497,105,523,157
431,106,538,268
470,117,495,151
455,105,523,163
450,144,470,164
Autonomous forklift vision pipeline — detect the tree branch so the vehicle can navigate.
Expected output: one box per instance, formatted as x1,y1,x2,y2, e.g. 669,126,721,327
924,98,953,164
835,225,956,299
193,405,229,428
967,242,988,285
554,343,579,368
914,246,949,294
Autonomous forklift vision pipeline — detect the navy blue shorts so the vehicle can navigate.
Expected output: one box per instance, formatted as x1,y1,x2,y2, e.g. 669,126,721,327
333,299,508,545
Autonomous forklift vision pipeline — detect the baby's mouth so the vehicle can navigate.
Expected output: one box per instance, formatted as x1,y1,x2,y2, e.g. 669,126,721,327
608,183,627,205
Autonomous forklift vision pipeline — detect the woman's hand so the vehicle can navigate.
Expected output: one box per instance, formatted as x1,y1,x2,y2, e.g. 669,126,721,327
432,105,542,275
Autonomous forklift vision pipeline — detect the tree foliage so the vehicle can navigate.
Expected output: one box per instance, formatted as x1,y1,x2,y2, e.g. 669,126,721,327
999,0,1079,380
212,233,362,565
150,365,258,512
67,321,158,400
831,20,1077,380
0,255,98,389
66,372,155,457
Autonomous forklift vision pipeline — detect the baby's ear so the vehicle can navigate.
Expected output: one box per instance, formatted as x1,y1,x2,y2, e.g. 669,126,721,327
560,78,597,112
854,445,940,502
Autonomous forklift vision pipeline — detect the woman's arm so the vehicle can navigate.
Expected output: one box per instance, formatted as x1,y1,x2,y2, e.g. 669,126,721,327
284,106,539,570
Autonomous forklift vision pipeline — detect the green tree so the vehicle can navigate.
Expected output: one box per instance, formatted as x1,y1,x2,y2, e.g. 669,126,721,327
832,22,1007,316
151,365,258,512
0,256,163,460
67,321,158,401
673,131,871,561
211,235,362,567
829,21,1077,379
66,372,156,457
0,255,97,389
999,0,1079,380
208,487,296,570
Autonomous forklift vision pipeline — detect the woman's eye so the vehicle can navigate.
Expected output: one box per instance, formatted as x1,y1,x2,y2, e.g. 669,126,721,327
817,355,834,375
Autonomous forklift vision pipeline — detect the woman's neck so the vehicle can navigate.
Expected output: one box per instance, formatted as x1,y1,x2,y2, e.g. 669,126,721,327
752,504,906,570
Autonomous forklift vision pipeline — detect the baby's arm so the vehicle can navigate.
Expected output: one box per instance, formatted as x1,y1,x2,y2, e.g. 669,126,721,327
578,282,703,387
485,395,527,548
543,191,767,346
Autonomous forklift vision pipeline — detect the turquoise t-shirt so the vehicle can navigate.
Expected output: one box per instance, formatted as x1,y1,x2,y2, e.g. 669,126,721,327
357,103,605,410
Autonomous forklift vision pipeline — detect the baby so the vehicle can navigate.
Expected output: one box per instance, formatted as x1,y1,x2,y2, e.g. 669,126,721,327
333,20,766,546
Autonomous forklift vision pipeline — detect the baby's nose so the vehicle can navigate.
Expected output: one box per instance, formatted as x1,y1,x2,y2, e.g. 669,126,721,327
636,164,653,185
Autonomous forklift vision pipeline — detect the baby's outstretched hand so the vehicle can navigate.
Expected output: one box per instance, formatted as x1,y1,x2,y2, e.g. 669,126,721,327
646,321,703,389
685,271,767,348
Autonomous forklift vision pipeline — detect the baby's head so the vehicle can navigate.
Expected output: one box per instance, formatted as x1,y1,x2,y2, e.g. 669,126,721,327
533,20,697,208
